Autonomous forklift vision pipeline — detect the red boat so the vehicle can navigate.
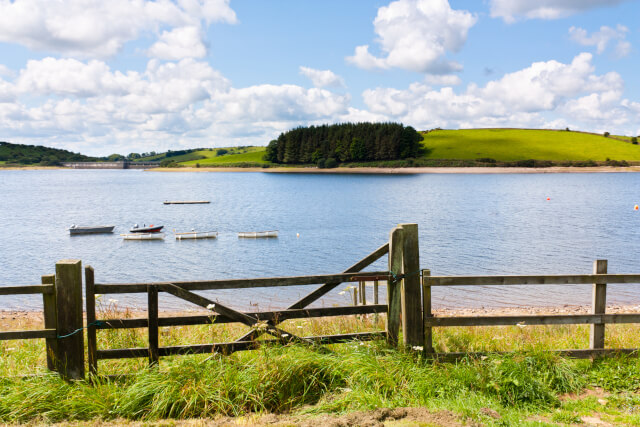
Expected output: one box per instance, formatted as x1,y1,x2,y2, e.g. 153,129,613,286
130,224,164,233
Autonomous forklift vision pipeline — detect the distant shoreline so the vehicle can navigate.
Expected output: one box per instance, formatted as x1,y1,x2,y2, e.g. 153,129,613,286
3,165,640,173
148,165,640,174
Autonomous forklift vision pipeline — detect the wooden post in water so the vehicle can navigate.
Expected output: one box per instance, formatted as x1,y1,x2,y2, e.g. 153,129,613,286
590,260,607,350
422,269,434,354
85,266,98,377
55,260,85,380
387,226,404,346
148,285,159,366
399,223,423,348
41,274,57,371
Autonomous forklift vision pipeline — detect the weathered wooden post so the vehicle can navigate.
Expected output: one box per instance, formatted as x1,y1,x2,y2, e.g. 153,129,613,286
422,269,434,354
360,281,367,305
55,260,85,380
148,285,159,366
590,259,607,351
387,226,404,346
85,266,98,377
399,223,423,347
41,274,57,371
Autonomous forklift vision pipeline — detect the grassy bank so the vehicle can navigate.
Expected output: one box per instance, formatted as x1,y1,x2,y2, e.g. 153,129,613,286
1,305,639,425
421,129,640,162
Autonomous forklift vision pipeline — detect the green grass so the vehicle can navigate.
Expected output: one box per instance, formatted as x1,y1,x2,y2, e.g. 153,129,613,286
1,306,640,424
181,146,267,166
421,128,640,161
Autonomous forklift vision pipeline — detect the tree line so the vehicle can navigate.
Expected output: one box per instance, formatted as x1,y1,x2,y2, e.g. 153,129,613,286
263,122,423,165
0,142,97,165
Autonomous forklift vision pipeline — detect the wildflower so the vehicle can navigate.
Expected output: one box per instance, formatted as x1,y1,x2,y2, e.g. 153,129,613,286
412,346,424,351
206,303,216,310
281,333,290,338
253,320,269,330
516,321,526,328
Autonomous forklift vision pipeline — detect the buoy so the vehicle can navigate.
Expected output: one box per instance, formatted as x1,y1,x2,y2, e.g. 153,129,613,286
635,205,639,211
546,197,550,201
296,233,300,238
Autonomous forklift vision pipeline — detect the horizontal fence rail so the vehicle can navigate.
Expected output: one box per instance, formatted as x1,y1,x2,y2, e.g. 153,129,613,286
422,261,640,359
424,274,640,286
0,285,54,295
94,271,391,294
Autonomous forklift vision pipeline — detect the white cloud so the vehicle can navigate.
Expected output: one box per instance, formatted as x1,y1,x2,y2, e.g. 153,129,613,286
569,25,631,57
490,0,629,22
299,67,345,88
148,26,207,60
346,0,476,74
0,0,236,57
361,53,634,133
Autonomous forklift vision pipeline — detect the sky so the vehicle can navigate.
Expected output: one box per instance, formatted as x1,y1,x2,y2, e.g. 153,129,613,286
0,0,639,156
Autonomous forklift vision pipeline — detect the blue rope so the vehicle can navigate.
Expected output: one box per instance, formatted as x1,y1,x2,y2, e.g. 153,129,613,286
389,269,422,283
57,320,105,339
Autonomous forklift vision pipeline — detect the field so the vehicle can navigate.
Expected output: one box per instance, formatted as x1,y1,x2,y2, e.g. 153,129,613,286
181,146,267,166
1,305,639,425
421,129,640,162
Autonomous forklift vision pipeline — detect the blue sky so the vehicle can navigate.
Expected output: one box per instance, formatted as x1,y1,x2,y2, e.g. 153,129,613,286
0,0,638,156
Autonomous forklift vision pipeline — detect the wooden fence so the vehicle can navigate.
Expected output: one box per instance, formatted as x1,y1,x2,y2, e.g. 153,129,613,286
422,260,640,360
3,223,639,381
0,224,423,380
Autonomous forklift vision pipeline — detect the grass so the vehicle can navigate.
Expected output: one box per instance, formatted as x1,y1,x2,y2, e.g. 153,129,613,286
181,146,267,166
421,128,640,162
1,302,640,425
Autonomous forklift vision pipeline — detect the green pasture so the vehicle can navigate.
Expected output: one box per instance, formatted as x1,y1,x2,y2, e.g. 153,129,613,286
421,129,640,161
181,146,267,165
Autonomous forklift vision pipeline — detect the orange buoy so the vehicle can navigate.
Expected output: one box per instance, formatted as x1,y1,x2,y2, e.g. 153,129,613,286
635,205,639,211
546,197,550,201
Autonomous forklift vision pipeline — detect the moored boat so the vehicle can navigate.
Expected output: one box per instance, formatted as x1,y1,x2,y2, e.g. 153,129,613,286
174,230,218,240
130,224,164,233
238,230,278,238
69,225,115,235
121,233,165,240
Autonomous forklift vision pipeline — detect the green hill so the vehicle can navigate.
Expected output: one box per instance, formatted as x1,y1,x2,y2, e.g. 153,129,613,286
421,129,640,162
0,141,98,165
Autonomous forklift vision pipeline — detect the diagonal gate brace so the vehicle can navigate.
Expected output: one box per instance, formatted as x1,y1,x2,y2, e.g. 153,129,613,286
161,284,306,344
234,242,390,343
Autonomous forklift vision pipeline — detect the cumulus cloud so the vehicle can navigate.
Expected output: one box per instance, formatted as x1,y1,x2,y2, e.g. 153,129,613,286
299,67,345,88
0,0,236,57
0,57,353,155
147,26,208,60
424,74,462,86
346,0,476,74
361,53,634,133
490,0,629,22
569,25,631,57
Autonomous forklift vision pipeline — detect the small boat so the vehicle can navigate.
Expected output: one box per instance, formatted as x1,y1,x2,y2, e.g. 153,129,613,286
130,224,164,233
163,200,210,205
238,230,278,238
69,225,115,235
121,233,165,240
174,230,218,240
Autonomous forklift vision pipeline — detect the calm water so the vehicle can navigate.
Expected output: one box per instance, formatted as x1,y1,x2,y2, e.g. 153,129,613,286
1,169,640,311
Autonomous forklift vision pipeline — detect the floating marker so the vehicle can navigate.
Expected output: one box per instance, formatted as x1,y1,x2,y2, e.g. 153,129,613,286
296,233,300,238
635,205,639,211
546,197,550,201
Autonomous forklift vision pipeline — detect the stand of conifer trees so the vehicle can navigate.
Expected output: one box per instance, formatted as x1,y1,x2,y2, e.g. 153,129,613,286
263,123,422,164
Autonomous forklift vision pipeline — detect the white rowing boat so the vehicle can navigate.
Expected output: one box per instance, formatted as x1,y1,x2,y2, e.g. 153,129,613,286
121,233,165,240
174,231,218,240
238,230,278,238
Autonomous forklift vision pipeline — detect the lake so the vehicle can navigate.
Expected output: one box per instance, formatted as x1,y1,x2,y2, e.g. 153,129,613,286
1,169,639,312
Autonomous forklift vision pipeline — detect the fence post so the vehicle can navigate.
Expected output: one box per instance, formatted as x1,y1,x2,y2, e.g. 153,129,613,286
399,223,423,348
590,259,607,351
422,269,434,355
148,285,159,366
55,260,85,380
387,226,404,347
85,266,98,377
41,274,57,371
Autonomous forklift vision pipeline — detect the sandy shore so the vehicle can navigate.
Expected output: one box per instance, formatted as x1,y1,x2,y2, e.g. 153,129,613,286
149,165,640,174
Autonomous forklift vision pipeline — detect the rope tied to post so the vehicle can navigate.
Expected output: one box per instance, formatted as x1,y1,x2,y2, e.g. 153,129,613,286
389,269,422,284
57,320,105,339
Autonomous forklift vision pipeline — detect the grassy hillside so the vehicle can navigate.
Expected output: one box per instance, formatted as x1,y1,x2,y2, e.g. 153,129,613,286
181,146,267,166
0,141,98,165
421,129,640,161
